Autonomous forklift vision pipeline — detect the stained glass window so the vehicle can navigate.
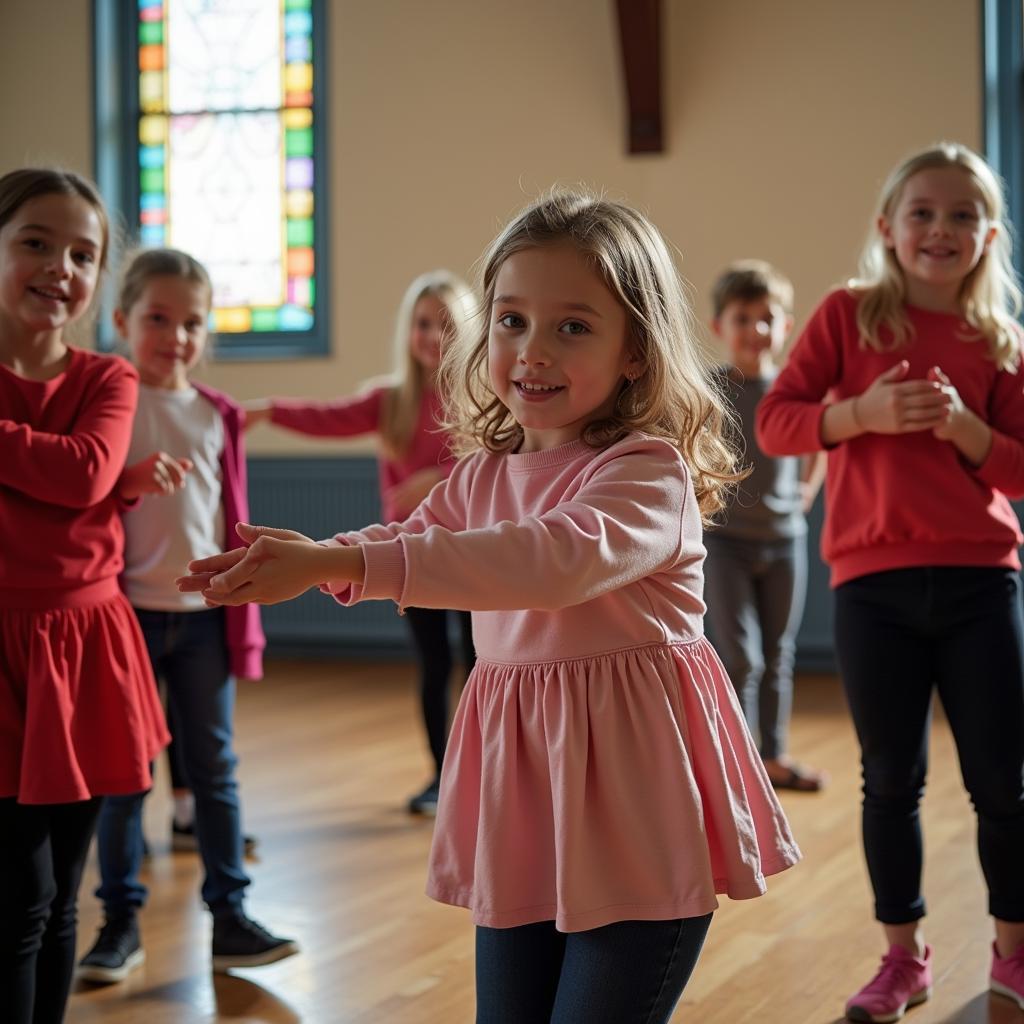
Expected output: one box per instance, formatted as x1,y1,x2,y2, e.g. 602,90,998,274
132,0,323,343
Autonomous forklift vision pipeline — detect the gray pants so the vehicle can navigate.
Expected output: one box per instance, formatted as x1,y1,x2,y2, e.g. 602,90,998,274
702,533,807,760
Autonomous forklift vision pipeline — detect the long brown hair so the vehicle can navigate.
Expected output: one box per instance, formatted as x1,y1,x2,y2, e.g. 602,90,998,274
441,189,741,524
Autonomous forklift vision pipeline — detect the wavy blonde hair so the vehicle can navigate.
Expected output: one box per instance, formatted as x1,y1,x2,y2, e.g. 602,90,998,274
853,142,1022,370
379,270,476,460
441,189,741,523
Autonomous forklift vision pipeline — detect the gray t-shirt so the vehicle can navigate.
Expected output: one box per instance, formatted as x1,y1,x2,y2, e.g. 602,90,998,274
714,369,805,542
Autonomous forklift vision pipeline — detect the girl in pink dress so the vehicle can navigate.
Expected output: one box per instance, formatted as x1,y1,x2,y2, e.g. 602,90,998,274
180,191,801,1022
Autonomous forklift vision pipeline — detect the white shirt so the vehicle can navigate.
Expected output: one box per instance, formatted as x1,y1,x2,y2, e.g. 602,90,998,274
122,384,225,611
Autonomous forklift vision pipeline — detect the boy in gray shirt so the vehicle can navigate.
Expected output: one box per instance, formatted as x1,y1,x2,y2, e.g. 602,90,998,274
705,261,826,791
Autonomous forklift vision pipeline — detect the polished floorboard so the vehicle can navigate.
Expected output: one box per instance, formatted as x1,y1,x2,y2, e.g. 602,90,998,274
66,658,1023,1024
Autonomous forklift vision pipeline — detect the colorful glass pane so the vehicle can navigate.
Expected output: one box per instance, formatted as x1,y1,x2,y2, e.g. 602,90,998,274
136,0,319,335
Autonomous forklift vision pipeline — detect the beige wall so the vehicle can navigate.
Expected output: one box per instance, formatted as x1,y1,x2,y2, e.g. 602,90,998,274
0,0,981,454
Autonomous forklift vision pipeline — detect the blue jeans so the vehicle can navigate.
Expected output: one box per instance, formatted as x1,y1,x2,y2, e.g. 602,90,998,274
95,608,250,916
475,914,713,1023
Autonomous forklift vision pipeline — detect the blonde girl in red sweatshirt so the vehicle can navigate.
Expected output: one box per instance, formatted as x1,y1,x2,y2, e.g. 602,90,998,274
757,142,1024,1022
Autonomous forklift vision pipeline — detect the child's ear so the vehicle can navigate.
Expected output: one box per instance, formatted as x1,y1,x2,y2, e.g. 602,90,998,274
783,313,795,338
877,214,895,250
625,353,646,381
710,317,722,339
112,308,128,339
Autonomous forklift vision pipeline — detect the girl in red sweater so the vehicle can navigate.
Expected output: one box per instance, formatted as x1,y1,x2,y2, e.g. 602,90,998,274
757,143,1024,1022
0,169,168,1024
244,271,477,815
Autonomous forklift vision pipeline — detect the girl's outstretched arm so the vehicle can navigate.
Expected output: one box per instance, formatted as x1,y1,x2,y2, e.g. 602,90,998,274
326,437,691,613
243,389,383,438
0,359,137,508
179,523,363,606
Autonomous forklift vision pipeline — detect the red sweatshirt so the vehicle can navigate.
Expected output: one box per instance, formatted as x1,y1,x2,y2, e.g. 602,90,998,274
0,348,137,605
756,289,1024,587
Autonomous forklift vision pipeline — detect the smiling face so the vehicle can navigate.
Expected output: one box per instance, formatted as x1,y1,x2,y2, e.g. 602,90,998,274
879,165,996,310
408,294,452,374
116,274,211,390
487,243,641,452
0,193,104,340
714,295,791,377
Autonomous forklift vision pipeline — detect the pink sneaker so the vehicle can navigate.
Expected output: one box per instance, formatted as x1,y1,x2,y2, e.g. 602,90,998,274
845,944,933,1023
991,941,1024,1009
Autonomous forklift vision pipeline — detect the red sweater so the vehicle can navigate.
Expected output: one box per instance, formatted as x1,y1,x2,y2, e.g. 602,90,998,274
270,386,455,523
0,348,137,606
756,289,1024,586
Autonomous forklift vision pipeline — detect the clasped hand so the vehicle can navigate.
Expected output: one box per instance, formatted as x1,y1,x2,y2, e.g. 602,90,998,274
176,523,324,606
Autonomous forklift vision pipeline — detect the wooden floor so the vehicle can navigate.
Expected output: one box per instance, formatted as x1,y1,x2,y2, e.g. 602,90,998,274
66,659,1023,1024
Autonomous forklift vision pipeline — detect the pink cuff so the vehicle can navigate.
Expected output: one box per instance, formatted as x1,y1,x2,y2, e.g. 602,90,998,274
317,536,406,606
359,540,406,602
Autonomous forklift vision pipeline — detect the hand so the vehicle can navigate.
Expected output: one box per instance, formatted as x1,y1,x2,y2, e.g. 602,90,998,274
927,366,967,441
852,361,952,434
800,480,817,514
176,523,320,606
119,452,194,500
242,400,274,430
385,468,444,518
927,365,992,465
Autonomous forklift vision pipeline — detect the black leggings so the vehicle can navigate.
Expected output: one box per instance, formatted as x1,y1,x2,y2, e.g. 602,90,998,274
0,797,103,1024
835,567,1024,924
475,915,713,1024
404,607,475,777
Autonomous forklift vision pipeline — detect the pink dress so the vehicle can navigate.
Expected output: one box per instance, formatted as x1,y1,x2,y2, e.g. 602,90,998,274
324,433,801,931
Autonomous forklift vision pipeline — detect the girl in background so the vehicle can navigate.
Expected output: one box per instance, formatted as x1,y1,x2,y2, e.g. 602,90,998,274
758,143,1024,1021
245,271,477,815
182,191,800,1023
77,249,296,985
0,169,168,1024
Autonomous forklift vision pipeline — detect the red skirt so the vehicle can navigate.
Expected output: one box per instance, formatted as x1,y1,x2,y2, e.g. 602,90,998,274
0,579,169,804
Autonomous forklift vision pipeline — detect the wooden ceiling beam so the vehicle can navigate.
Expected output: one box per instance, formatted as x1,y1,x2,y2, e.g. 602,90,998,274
614,0,663,154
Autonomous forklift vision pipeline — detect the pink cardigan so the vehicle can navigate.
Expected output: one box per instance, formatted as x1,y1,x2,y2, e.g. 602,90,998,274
191,382,265,680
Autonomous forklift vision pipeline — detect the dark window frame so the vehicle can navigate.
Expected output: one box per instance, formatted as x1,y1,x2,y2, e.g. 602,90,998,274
983,0,1024,280
92,0,331,360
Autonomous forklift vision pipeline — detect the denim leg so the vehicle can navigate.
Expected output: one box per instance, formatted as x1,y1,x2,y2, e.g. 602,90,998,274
835,571,934,924
550,915,713,1024
475,921,567,1023
163,609,249,914
94,791,149,913
931,568,1024,922
93,608,169,915
703,535,763,736
753,538,806,760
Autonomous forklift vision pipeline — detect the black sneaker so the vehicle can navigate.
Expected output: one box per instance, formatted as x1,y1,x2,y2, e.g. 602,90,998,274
211,912,299,972
407,779,440,817
172,820,258,856
77,914,145,984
